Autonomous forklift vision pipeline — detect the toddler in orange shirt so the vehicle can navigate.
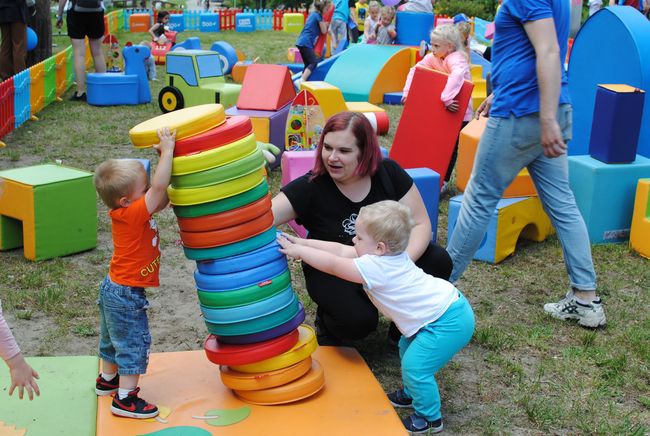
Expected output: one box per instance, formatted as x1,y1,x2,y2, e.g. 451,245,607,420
92,127,176,419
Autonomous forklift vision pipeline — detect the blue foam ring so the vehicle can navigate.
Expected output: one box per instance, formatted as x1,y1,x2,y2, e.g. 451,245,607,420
200,286,295,324
215,303,306,345
196,240,284,275
194,257,288,291
205,294,301,336
183,227,277,261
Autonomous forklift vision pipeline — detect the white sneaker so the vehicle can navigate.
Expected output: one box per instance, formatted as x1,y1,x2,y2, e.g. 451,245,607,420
543,291,606,328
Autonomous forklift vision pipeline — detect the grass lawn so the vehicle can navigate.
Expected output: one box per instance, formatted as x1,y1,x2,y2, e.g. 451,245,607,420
1,26,649,435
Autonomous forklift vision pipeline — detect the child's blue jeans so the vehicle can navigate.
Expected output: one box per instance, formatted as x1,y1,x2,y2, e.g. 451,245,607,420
399,292,475,421
97,276,151,375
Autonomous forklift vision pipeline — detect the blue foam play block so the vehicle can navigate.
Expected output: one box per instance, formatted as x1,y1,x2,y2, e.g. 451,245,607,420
281,63,305,74
200,13,220,32
448,195,527,263
169,13,185,32
405,167,440,242
86,73,139,106
395,11,434,46
569,154,650,243
589,85,645,164
383,92,403,105
236,13,256,32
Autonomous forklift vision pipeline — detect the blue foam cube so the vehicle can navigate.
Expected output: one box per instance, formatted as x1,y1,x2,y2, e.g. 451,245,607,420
383,92,403,105
569,154,650,243
589,85,645,164
236,13,256,32
395,12,434,46
405,168,440,242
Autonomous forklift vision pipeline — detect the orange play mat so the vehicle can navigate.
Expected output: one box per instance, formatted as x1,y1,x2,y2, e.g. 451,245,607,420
96,347,404,435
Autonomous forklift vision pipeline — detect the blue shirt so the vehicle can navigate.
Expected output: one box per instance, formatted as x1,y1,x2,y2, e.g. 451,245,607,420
490,0,571,118
296,12,322,48
332,0,350,23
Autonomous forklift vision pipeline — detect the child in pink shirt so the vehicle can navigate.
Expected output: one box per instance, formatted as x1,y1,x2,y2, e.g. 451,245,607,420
402,24,473,189
0,300,40,400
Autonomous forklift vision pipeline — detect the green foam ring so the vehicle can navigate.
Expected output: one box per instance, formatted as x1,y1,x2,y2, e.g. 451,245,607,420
197,270,291,309
183,227,277,261
170,148,265,189
173,179,269,218
205,293,300,336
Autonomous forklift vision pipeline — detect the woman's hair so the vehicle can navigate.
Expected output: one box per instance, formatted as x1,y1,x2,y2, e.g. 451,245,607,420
380,5,395,20
157,10,170,23
311,111,382,179
358,200,414,254
311,0,328,14
94,159,146,209
430,24,465,56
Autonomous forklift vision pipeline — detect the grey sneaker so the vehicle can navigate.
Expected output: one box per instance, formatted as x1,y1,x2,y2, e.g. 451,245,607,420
543,291,606,328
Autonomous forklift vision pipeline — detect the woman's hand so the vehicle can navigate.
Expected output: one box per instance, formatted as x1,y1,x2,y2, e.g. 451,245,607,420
7,353,40,400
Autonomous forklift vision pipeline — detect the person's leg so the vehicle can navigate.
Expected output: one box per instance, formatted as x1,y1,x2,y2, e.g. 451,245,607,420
9,21,27,76
303,263,378,341
144,55,156,80
88,37,106,73
0,24,12,80
70,38,88,95
96,276,120,395
446,115,538,282
400,295,474,423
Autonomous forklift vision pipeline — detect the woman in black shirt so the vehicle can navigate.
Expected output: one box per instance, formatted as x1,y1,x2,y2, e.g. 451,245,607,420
273,112,452,344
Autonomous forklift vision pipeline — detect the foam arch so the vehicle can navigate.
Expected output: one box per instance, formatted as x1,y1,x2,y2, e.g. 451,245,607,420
568,7,650,157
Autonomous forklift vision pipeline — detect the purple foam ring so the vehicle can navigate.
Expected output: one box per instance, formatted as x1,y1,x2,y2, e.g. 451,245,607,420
215,303,306,345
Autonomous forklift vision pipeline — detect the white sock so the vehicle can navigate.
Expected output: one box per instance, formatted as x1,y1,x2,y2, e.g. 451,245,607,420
118,387,133,400
102,372,117,381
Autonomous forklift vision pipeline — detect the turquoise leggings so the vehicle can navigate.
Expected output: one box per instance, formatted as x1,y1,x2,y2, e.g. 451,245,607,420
399,293,475,421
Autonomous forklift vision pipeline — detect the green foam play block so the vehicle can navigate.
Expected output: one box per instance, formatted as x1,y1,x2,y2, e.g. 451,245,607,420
0,355,98,436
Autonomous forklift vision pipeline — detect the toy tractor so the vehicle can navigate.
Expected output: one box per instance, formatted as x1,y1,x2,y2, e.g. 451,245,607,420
158,50,241,113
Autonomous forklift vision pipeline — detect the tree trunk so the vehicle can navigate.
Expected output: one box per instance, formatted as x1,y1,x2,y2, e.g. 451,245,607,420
26,0,52,67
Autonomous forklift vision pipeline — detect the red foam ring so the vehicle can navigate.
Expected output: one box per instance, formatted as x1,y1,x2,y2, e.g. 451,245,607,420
173,115,253,157
204,328,300,366
180,210,275,248
177,194,271,233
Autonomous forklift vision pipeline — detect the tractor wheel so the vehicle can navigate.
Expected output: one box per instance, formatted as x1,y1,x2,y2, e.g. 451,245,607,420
158,86,184,113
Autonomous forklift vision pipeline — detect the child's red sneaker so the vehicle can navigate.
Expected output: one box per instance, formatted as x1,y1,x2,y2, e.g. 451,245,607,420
110,387,159,419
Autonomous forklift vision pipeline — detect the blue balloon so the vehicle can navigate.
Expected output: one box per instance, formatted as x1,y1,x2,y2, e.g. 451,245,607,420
26,27,38,51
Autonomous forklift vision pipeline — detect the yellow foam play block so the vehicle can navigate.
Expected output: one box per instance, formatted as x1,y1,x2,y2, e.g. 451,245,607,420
456,117,538,198
96,348,405,435
630,178,650,259
129,104,226,148
250,117,270,143
495,196,554,263
345,101,385,113
470,64,483,81
299,81,347,119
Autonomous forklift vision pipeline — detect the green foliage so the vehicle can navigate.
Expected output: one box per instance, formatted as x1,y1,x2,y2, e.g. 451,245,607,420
435,0,498,21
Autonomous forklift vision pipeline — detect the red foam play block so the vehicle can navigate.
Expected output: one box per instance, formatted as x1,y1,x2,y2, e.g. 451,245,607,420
389,67,473,186
237,64,297,111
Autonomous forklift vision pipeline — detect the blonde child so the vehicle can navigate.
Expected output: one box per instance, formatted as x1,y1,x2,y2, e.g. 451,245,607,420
402,24,473,189
363,1,380,43
0,301,40,401
296,0,330,83
374,6,396,45
278,200,474,434
93,127,176,419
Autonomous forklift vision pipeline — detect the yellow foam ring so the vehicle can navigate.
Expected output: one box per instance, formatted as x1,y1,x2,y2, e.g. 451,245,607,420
129,104,226,148
220,356,313,391
172,133,257,176
229,325,317,374
233,359,325,405
167,167,266,206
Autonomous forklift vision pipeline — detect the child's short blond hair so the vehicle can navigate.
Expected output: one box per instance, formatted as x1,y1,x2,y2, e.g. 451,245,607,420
368,0,380,11
358,200,414,254
380,5,395,20
94,159,146,209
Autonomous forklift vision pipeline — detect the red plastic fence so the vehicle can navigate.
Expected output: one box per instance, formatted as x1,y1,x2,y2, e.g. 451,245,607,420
0,78,15,140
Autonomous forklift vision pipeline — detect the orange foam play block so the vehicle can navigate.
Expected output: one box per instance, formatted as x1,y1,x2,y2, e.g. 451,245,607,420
456,117,538,198
389,67,473,186
236,64,296,111
96,347,404,435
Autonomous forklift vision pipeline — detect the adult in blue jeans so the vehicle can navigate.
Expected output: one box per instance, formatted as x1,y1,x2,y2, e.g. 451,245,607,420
446,0,606,328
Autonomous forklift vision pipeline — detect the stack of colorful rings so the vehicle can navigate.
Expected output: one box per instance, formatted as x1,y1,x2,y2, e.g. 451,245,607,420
129,104,324,405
